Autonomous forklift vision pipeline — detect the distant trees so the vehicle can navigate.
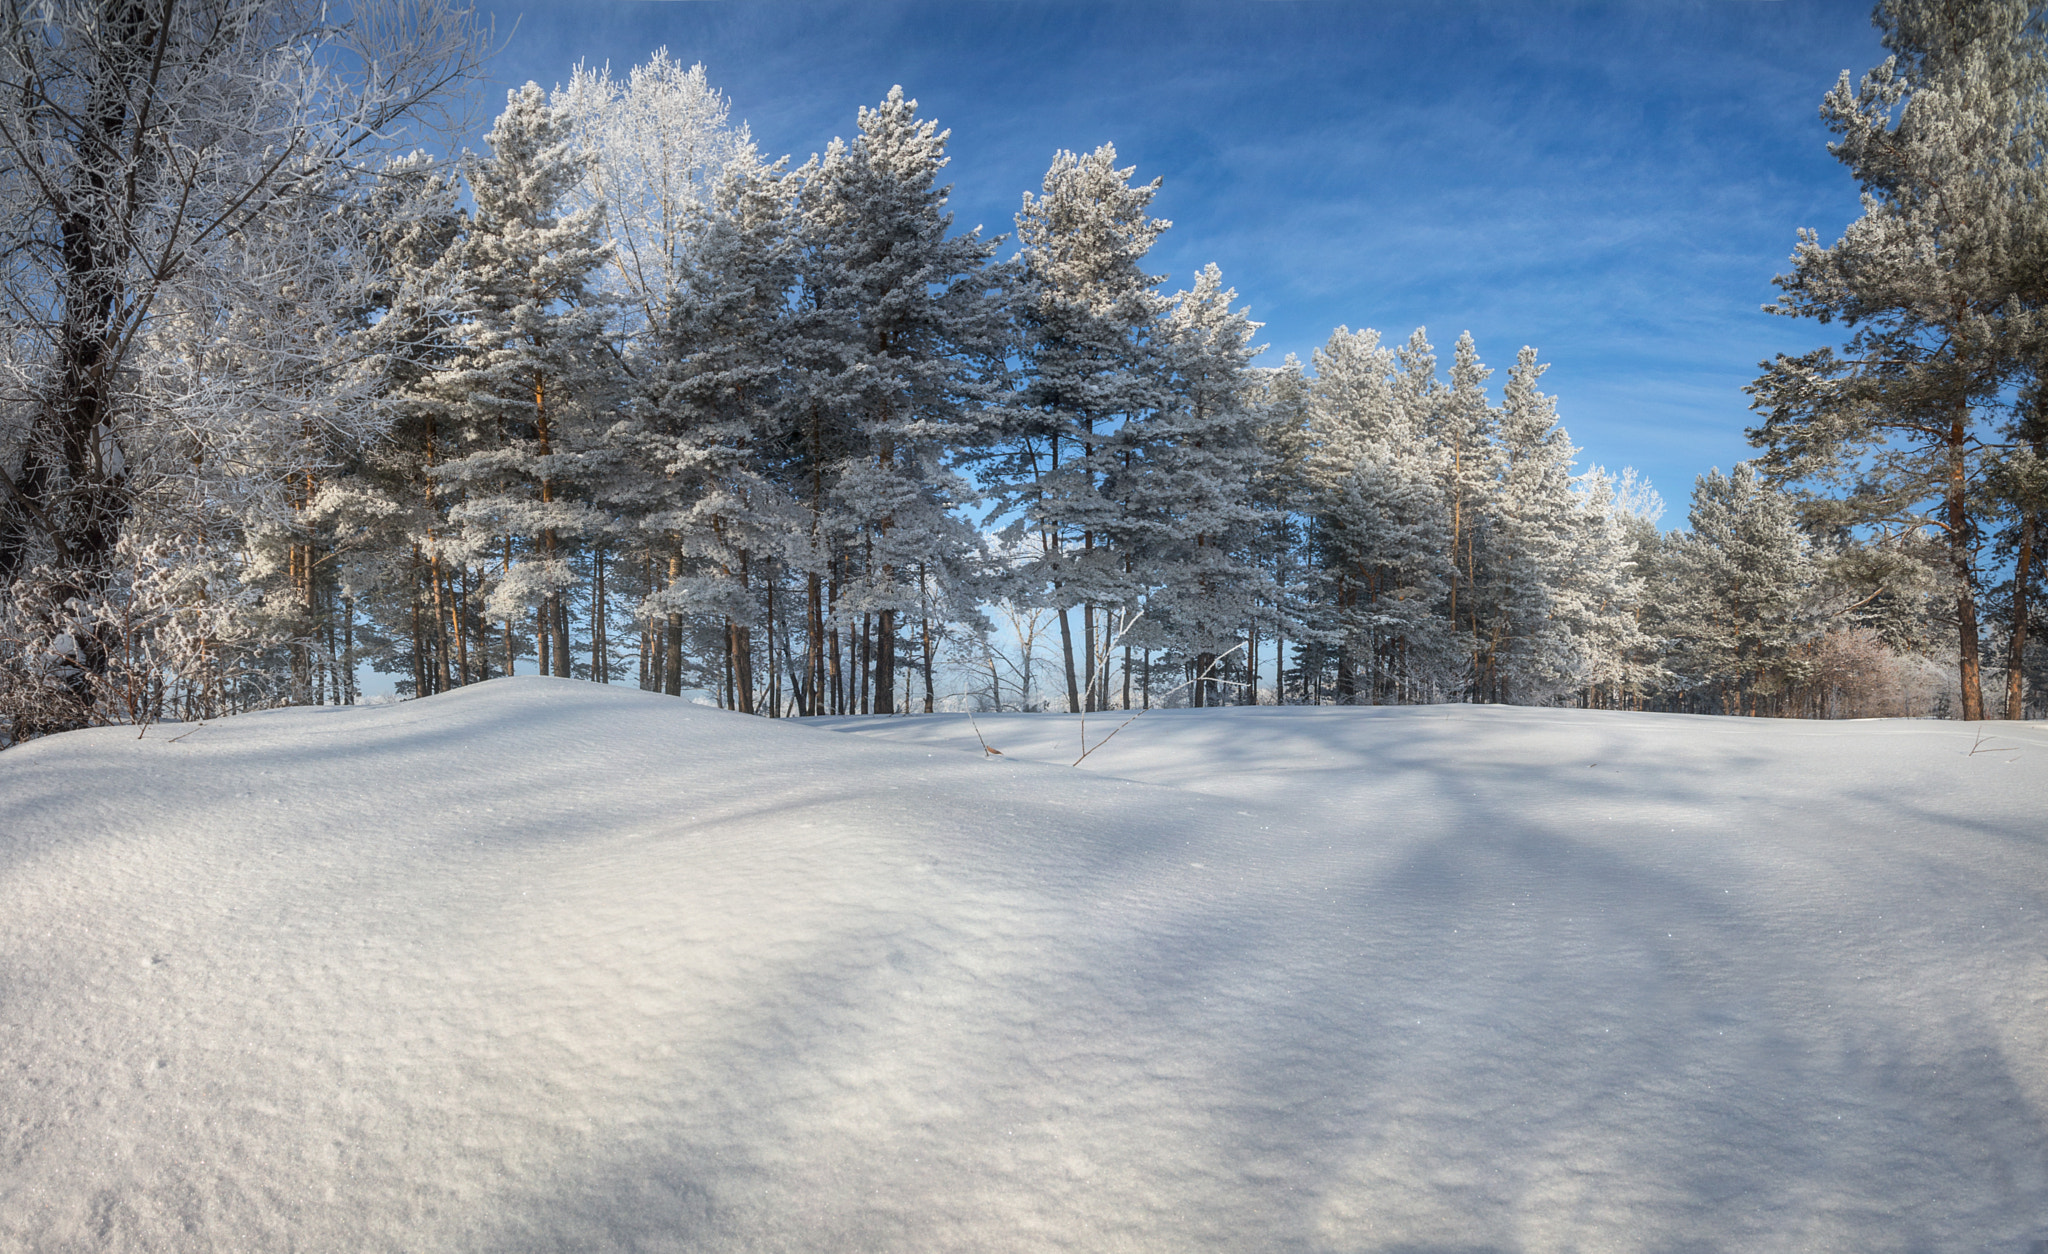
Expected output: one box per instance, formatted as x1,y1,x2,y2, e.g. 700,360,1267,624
1289,327,1646,708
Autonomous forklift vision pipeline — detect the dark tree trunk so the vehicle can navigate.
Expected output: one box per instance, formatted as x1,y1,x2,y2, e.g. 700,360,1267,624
807,570,825,716
875,608,895,714
2009,508,2033,721
1947,408,1985,720
1057,601,1081,713
591,545,607,682
1082,602,1097,713
665,552,683,696
922,611,935,714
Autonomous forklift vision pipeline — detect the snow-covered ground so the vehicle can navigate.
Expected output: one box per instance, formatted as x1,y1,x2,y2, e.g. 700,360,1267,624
2,678,2043,1252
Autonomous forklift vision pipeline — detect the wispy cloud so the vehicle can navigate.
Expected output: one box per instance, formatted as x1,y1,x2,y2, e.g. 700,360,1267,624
478,0,1883,501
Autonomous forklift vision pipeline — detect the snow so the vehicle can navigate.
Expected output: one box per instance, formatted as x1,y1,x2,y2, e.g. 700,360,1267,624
2,678,2044,1252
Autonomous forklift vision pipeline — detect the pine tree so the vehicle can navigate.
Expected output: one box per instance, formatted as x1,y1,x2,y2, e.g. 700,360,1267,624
1481,346,1582,702
1120,265,1269,706
1436,331,1499,675
1748,0,2048,719
1666,465,1817,714
1248,357,1315,704
314,154,480,699
1328,437,1456,704
796,87,1006,715
621,156,803,710
432,85,616,680
552,52,763,703
1302,326,1457,703
983,144,1171,713
1303,326,1399,701
1560,467,1657,708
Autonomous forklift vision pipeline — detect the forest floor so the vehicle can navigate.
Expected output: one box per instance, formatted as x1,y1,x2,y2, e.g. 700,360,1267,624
2,676,2044,1253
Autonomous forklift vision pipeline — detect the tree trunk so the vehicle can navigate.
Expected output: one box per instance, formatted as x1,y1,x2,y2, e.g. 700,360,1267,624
342,595,357,703
1245,621,1259,706
591,545,607,682
664,610,684,697
1057,601,1081,713
2010,508,2034,721
1335,575,1355,704
1082,601,1097,713
729,622,745,708
922,610,936,714
732,621,756,714
504,540,516,678
429,549,455,693
875,609,896,714
859,613,872,715
807,570,826,716
665,553,684,696
829,621,844,714
1947,409,1986,720
765,573,779,716
455,564,472,685
409,553,428,698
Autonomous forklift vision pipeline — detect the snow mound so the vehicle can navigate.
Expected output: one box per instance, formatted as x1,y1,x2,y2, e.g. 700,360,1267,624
2,679,2044,1252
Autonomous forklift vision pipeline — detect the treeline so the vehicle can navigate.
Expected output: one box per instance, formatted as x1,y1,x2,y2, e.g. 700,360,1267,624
277,71,1670,720
3,4,2045,743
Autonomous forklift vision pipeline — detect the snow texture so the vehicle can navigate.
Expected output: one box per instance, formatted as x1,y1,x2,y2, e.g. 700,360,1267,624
2,677,2045,1252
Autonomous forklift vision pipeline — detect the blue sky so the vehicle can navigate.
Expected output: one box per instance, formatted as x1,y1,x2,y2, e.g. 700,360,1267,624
465,0,1887,519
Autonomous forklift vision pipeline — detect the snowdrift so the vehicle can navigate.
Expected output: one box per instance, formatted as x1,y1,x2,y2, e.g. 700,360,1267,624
1,678,2043,1252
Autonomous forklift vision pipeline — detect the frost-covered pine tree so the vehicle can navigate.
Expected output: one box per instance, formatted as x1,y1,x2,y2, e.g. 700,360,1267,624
1328,437,1456,704
1435,331,1501,672
1747,0,2048,720
623,155,804,709
1560,466,1657,707
1303,327,1392,700
1479,346,1582,703
1666,464,1817,714
1248,356,1315,704
432,85,616,680
796,87,1006,714
1119,265,1268,706
1302,326,1455,702
311,155,480,699
979,144,1171,712
551,53,780,704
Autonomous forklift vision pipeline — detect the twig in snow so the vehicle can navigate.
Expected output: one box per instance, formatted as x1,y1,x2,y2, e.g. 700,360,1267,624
1073,642,1245,767
1967,727,2021,756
